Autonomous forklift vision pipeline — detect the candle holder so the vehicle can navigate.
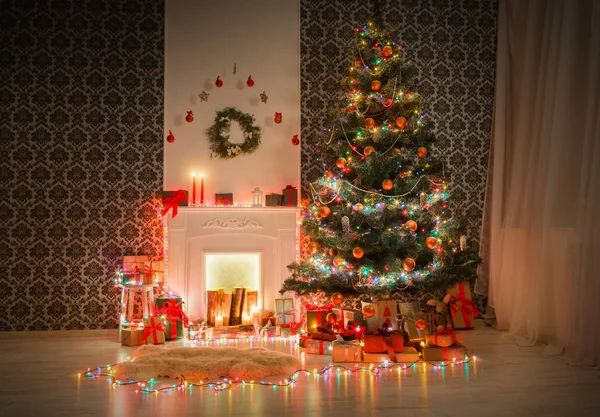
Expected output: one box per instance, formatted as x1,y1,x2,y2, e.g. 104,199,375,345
252,187,264,207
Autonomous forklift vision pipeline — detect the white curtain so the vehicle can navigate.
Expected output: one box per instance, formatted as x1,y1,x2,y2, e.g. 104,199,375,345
478,0,600,366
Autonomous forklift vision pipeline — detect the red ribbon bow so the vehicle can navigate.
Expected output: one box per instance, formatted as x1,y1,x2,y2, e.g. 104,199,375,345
342,320,365,339
280,321,303,335
304,303,334,311
437,327,455,335
449,292,479,328
142,317,166,344
157,299,189,339
161,190,188,218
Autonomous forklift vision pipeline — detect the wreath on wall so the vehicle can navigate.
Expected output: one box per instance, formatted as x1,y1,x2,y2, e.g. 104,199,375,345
207,107,262,159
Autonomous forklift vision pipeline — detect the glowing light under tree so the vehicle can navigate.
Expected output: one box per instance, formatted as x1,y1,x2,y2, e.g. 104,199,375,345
281,16,480,297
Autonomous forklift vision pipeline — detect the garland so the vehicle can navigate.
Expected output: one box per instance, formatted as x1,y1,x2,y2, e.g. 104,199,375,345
206,107,262,159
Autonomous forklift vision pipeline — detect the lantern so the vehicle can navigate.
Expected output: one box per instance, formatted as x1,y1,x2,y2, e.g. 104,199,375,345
252,187,264,207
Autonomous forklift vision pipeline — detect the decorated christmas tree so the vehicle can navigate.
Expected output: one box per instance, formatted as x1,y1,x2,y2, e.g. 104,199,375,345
282,18,480,298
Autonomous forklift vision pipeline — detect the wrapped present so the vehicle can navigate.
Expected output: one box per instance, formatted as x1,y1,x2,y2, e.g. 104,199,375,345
395,347,420,363
446,282,479,329
280,322,302,337
262,313,276,327
332,340,361,363
155,297,188,340
421,345,466,361
142,317,165,345
274,298,295,324
282,185,298,206
305,339,333,355
402,315,430,344
161,190,188,218
265,193,283,206
215,193,233,206
305,303,334,334
312,331,337,341
143,260,164,285
341,320,366,341
425,332,464,348
121,329,145,346
398,301,420,319
377,299,399,331
331,308,363,330
385,333,404,353
360,300,379,332
362,352,392,363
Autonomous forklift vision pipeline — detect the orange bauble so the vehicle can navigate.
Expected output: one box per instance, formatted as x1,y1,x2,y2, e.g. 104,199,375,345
325,171,334,180
362,305,376,318
405,220,418,232
333,256,345,268
382,179,393,190
307,242,318,254
354,203,364,212
371,80,381,91
329,247,338,257
319,206,331,218
354,58,362,67
417,147,428,158
395,117,407,129
402,258,416,271
326,312,338,324
415,318,428,330
392,148,402,155
365,118,375,129
352,247,364,258
382,45,393,57
331,292,344,306
336,158,347,168
425,237,438,249
364,146,375,156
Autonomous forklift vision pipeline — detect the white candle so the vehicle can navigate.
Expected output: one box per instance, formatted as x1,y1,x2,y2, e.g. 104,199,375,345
250,306,260,329
242,314,251,325
215,315,223,327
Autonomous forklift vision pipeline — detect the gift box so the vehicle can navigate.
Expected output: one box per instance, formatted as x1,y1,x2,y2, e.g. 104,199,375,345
385,333,404,353
340,320,367,341
331,308,363,329
282,185,298,207
305,303,334,334
332,340,362,363
395,347,420,363
398,301,420,319
143,317,166,345
376,299,399,331
155,297,187,340
360,301,379,332
262,314,276,327
304,339,333,355
362,352,392,363
446,282,479,329
363,334,386,353
425,332,464,348
122,255,148,284
162,190,189,206
280,322,302,337
265,193,283,206
421,345,467,361
215,193,233,206
312,331,337,341
121,329,145,346
274,298,295,324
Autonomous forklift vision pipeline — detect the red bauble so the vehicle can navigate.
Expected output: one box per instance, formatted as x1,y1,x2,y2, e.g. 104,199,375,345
307,242,318,254
365,118,375,129
291,135,300,146
319,206,331,218
331,292,344,306
186,111,194,123
371,80,381,91
274,112,282,124
382,45,393,57
247,75,254,87
326,312,338,324
395,117,407,129
352,247,364,258
415,318,428,330
382,179,393,190
364,146,375,156
383,98,393,107
325,170,334,180
417,147,428,158
215,76,223,87
166,130,175,143
425,237,438,249
336,158,347,168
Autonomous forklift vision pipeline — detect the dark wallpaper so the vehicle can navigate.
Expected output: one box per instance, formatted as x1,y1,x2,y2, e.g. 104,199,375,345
0,0,495,330
0,0,165,330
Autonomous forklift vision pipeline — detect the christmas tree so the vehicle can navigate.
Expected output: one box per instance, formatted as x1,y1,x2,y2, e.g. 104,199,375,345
282,18,480,298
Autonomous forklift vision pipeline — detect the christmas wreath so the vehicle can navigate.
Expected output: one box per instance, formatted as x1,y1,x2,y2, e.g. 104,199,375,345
207,107,262,159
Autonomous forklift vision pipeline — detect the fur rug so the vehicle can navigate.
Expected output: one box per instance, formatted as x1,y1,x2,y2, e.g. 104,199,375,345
112,345,301,381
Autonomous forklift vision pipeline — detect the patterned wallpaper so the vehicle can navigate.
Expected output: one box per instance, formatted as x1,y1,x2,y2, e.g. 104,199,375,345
0,0,165,330
299,0,497,310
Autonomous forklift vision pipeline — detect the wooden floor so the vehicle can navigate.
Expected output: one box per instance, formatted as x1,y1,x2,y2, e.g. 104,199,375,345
1,321,598,417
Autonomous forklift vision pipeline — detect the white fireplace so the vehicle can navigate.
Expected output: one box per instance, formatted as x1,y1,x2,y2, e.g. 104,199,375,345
165,207,300,319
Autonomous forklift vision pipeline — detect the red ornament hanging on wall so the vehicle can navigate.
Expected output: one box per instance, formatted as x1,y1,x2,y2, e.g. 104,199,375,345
215,76,223,87
246,75,254,87
291,135,300,146
166,130,175,143
274,112,282,124
185,111,194,123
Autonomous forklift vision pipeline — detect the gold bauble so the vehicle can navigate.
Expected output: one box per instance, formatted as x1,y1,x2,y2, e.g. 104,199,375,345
425,237,438,249
417,147,428,158
336,158,347,168
415,318,428,330
382,179,393,190
319,206,331,218
405,220,418,232
331,292,344,306
362,304,376,318
364,146,375,156
352,247,364,258
402,258,416,271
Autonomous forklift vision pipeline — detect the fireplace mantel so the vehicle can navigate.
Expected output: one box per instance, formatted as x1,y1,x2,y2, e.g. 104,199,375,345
165,207,300,318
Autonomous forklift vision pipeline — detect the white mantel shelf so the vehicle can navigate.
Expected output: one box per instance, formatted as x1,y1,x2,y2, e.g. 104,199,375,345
166,206,300,319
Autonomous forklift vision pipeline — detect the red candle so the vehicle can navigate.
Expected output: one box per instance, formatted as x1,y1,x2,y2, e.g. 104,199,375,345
200,174,205,205
192,173,197,206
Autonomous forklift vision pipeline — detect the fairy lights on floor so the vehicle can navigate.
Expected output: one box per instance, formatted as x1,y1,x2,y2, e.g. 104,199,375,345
77,342,479,396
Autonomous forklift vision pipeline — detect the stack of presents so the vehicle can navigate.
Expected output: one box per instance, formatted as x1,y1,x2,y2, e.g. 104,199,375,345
298,282,479,363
